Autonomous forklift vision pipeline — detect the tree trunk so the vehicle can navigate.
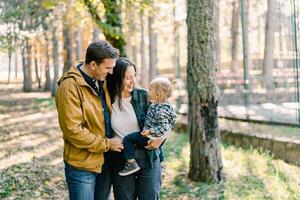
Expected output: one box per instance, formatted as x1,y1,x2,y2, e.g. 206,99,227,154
14,49,18,79
92,27,100,42
51,26,59,97
7,50,12,84
173,0,181,79
63,0,73,73
148,15,157,81
263,0,276,89
34,45,41,89
140,13,147,87
14,25,18,79
75,25,82,61
231,0,240,72
216,0,220,71
44,32,51,91
22,39,32,92
187,0,224,182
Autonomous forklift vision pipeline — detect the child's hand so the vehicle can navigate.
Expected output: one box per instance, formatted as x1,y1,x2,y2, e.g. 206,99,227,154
141,130,150,137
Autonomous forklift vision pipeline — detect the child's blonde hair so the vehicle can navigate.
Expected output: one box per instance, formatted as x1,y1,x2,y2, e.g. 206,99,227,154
149,77,173,102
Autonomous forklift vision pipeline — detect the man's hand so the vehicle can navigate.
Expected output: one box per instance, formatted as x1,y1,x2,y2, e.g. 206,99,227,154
145,137,165,150
109,137,124,152
141,130,151,137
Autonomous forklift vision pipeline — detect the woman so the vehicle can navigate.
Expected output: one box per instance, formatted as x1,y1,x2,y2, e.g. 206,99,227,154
107,57,165,200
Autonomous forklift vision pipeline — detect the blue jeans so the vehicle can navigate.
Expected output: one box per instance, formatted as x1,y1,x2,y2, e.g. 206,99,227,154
64,161,111,200
111,148,162,200
123,132,149,159
123,132,165,162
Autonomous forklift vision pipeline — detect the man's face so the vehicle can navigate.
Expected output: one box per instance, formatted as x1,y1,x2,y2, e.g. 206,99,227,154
91,58,116,81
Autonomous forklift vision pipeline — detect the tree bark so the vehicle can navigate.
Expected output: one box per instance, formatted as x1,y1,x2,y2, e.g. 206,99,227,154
8,50,12,84
173,0,181,79
187,0,224,182
75,26,82,61
14,49,18,79
92,27,100,42
51,26,59,97
63,0,73,73
263,0,276,89
231,0,240,72
140,13,147,87
44,32,51,91
34,45,41,89
148,15,157,81
22,39,32,92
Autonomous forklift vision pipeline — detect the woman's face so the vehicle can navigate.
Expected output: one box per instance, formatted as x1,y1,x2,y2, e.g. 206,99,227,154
122,65,136,97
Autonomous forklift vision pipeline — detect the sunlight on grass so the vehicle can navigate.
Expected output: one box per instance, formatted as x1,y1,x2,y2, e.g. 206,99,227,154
162,132,300,200
219,119,300,140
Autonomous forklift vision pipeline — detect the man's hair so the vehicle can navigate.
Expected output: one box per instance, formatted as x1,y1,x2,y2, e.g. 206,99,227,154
85,40,119,65
150,77,173,102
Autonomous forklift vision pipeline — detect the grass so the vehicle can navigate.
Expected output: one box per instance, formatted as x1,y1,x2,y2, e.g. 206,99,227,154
33,97,56,110
219,118,300,140
161,132,300,200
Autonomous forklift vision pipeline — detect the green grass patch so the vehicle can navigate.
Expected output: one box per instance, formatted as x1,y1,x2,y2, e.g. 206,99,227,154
161,132,300,200
34,98,56,110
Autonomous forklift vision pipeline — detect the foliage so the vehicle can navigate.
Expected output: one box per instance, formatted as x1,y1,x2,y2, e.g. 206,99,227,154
162,132,300,199
83,0,126,56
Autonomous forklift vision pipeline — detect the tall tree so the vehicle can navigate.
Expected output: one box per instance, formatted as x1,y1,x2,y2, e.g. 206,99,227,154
44,31,51,91
51,25,59,97
263,0,276,89
173,0,181,79
148,12,157,81
231,0,240,72
186,0,224,182
63,0,74,72
140,12,147,87
34,43,41,88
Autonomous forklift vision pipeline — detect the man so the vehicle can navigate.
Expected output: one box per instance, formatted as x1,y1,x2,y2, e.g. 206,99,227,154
56,40,123,200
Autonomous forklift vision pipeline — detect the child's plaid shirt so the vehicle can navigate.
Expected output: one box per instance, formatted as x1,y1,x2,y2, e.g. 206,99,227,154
143,102,177,138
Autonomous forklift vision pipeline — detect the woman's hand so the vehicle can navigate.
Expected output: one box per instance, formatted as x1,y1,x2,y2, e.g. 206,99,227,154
145,137,165,150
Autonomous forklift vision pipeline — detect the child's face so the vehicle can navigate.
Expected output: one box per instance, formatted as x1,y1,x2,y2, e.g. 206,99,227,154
149,86,160,103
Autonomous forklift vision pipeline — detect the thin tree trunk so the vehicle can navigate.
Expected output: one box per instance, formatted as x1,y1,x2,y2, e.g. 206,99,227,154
263,0,276,89
231,0,240,72
8,50,12,84
63,0,73,72
187,0,224,182
132,45,137,67
140,13,147,87
14,49,18,79
76,25,82,61
51,26,59,97
173,0,181,79
34,45,41,89
44,32,51,91
22,39,32,92
216,0,220,71
14,25,18,79
148,15,157,81
92,27,100,42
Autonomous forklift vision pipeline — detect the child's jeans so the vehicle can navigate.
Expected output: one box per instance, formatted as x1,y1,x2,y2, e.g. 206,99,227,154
123,132,165,162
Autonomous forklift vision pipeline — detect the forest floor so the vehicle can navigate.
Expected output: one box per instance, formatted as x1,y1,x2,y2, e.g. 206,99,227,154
1,83,300,200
